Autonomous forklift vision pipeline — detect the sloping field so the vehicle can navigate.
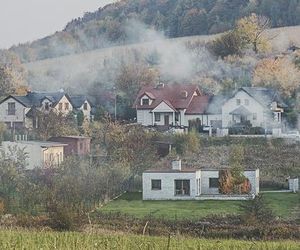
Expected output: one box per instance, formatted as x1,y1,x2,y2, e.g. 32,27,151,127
23,25,300,92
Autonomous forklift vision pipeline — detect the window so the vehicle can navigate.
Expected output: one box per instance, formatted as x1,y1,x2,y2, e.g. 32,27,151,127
45,102,50,111
175,180,190,196
58,103,63,111
236,99,241,105
65,103,69,110
253,113,257,120
151,179,161,190
209,178,219,188
142,98,149,106
154,113,160,122
245,99,249,106
175,113,179,122
83,103,88,110
7,102,16,115
80,142,83,150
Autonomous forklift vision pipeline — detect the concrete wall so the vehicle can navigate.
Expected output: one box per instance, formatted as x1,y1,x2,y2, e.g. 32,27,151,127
143,172,198,200
244,169,260,195
200,170,220,195
288,178,299,192
222,91,264,128
2,141,64,170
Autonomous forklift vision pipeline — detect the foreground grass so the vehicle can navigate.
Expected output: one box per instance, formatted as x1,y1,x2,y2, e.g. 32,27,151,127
0,230,299,250
100,192,300,220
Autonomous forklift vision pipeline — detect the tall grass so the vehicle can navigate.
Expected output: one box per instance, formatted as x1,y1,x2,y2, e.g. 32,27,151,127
0,230,299,250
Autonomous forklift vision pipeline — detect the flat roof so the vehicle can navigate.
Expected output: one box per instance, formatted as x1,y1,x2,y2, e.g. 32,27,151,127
50,136,91,139
144,169,198,173
3,141,67,147
144,168,258,173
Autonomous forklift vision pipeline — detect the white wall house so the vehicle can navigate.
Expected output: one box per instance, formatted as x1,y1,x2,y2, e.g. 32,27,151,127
2,141,67,170
143,160,259,200
134,84,210,128
0,91,93,130
134,85,287,132
221,87,286,129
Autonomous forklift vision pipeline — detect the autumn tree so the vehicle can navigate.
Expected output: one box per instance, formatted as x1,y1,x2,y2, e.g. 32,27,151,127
35,110,79,140
253,57,300,96
236,13,271,53
0,51,27,97
116,62,159,100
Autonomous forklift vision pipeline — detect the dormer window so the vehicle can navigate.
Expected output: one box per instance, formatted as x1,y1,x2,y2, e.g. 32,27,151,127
142,99,149,106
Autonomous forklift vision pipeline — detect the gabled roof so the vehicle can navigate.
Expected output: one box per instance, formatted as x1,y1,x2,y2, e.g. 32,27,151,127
238,87,287,108
69,95,91,109
185,96,210,114
0,91,76,109
134,84,202,111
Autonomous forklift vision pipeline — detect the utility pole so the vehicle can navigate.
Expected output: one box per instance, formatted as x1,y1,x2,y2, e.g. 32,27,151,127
113,86,117,121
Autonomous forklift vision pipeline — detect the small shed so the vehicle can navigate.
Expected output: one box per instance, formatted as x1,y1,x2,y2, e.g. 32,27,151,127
48,136,91,157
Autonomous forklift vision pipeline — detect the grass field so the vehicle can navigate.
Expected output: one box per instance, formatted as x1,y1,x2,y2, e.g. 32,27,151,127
99,192,300,220
0,230,299,250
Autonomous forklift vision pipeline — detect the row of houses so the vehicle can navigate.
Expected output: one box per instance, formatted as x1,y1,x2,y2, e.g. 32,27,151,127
0,90,93,129
133,83,287,132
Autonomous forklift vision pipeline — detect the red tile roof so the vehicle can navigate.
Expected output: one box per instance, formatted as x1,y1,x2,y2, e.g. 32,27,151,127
185,95,211,114
133,84,207,112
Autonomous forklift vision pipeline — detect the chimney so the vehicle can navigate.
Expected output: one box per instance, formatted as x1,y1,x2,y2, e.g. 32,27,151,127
156,82,165,89
172,159,182,171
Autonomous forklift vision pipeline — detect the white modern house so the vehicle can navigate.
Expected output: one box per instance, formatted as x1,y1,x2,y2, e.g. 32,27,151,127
0,91,93,129
143,160,259,200
2,140,67,170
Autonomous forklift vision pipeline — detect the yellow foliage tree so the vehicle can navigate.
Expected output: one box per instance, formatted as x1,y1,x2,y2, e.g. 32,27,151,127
236,13,271,53
253,57,300,96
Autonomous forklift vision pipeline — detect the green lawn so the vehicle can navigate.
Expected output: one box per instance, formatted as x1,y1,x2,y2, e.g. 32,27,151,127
99,192,300,220
0,230,299,250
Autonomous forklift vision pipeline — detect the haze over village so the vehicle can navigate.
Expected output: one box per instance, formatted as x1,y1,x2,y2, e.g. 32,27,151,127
0,0,299,249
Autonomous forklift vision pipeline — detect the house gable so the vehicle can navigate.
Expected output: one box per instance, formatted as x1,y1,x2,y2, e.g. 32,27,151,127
152,101,176,113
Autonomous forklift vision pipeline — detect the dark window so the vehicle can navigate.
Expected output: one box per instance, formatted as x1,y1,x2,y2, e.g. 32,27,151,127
83,103,88,110
142,99,149,105
175,180,190,196
175,113,179,122
236,99,241,105
80,142,83,150
151,179,161,190
65,103,69,110
154,113,160,122
45,102,49,110
209,178,219,188
7,102,16,115
58,103,63,111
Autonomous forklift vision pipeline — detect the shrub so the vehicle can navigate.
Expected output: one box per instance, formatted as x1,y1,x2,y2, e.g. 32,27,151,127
48,204,75,231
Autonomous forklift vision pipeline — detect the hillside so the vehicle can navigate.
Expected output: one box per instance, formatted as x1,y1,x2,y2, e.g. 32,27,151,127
8,0,300,63
24,25,300,95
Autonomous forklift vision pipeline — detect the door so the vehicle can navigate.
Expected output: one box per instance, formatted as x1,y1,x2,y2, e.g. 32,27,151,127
164,115,169,125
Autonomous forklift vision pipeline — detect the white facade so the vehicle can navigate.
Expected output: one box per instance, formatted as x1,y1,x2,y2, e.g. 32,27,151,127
2,141,66,170
53,95,73,115
0,97,30,128
143,169,259,200
222,91,265,128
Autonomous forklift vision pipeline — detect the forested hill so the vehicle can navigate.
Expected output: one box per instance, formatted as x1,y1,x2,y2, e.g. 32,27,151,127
9,0,300,63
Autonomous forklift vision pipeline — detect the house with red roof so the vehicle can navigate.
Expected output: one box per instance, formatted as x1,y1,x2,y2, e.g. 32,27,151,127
133,83,221,128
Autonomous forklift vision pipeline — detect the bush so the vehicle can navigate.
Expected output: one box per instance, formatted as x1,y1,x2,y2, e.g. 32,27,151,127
48,204,75,231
